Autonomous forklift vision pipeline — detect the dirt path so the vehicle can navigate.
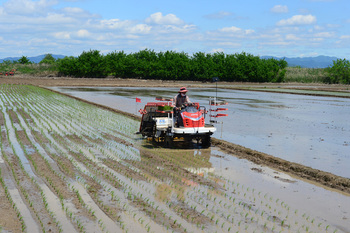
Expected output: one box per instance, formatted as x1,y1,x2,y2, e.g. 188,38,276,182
1,75,350,92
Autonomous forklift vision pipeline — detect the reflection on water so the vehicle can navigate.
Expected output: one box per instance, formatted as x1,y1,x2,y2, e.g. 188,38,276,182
50,86,350,178
142,142,350,231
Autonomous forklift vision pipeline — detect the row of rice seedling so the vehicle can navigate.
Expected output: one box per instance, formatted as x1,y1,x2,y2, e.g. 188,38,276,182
0,84,341,233
0,94,36,232
0,85,322,233
0,165,26,232
15,88,154,232
2,84,133,232
45,111,185,232
0,87,99,232
21,86,220,232
0,92,61,232
11,90,117,233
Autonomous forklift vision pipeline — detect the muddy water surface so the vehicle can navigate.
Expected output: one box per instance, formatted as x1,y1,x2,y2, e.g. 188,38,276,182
46,86,350,231
182,147,350,232
2,84,349,233
51,87,350,178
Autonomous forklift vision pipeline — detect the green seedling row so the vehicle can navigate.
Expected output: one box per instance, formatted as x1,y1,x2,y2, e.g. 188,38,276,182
0,84,341,233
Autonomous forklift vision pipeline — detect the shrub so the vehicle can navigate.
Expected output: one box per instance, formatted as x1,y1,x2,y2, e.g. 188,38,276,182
40,54,56,65
325,58,350,84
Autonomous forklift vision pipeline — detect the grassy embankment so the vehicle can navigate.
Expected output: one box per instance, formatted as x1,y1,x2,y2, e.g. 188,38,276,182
283,67,328,83
0,62,58,77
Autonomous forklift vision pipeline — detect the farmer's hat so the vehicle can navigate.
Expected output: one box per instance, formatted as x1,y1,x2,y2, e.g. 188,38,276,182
179,87,188,93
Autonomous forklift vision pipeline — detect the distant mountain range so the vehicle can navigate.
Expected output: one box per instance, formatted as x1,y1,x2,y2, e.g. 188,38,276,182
0,54,340,68
261,55,339,68
0,54,66,64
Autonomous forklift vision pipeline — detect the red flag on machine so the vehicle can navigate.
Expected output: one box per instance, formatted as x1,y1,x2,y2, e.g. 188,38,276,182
136,97,141,103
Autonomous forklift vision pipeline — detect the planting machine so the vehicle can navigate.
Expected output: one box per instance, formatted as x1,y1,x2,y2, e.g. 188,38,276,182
138,97,227,148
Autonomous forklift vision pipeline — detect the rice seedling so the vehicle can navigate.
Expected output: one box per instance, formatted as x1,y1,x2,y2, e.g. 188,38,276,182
0,85,343,233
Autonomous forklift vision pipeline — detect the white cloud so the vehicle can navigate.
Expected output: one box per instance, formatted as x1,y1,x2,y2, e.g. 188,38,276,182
259,41,292,46
205,26,254,50
2,0,55,16
143,13,196,35
157,25,196,34
53,31,71,39
219,26,241,33
285,34,301,40
128,24,152,34
271,5,289,14
145,12,184,25
313,25,324,31
219,26,254,35
99,19,133,29
76,29,90,38
217,42,241,47
204,11,247,21
204,11,234,19
62,7,85,15
44,13,75,24
0,0,347,59
310,37,324,42
314,32,333,38
340,35,350,40
211,48,225,53
277,15,317,26
336,35,350,47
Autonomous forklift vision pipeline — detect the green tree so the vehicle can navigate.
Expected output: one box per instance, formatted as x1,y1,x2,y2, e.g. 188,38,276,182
325,58,350,84
132,49,158,79
156,51,190,80
76,50,108,78
106,51,128,78
58,56,78,77
18,56,31,64
223,54,239,81
212,52,226,79
191,52,215,81
40,54,56,64
56,49,289,82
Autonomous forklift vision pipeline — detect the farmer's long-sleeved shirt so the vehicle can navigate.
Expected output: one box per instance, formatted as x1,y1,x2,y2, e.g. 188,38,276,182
173,93,191,107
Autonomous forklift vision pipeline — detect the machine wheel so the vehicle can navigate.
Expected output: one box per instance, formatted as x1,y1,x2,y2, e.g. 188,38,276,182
151,124,157,142
201,135,211,148
184,137,193,147
164,135,174,148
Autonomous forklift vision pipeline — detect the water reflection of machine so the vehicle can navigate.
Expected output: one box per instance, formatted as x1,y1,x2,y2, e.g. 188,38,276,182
153,148,214,202
138,98,217,148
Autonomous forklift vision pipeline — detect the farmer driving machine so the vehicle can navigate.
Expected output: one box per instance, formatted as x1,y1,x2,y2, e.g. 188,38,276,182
138,96,227,148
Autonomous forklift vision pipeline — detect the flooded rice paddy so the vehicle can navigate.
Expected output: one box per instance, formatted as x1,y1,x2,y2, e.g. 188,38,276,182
0,84,349,232
51,86,350,178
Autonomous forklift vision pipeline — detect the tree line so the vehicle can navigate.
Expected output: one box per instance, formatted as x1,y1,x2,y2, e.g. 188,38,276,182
57,49,288,82
3,51,349,84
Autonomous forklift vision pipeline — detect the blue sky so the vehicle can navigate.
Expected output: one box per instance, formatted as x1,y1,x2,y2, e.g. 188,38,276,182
0,0,349,59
